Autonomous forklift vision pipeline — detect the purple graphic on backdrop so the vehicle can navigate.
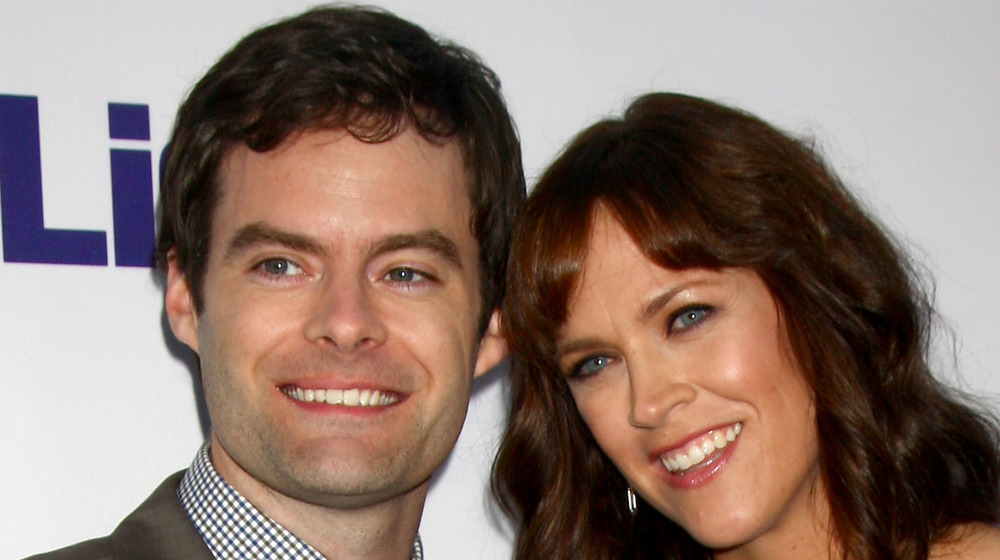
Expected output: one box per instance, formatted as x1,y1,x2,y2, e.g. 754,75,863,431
0,94,156,267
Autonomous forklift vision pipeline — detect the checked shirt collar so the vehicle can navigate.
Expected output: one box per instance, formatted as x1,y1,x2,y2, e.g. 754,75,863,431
178,443,423,560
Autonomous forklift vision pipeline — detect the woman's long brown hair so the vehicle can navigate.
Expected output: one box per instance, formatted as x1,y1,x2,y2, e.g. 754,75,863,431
492,93,999,560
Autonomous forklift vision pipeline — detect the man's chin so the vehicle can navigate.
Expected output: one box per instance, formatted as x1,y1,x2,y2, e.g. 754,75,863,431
264,447,429,505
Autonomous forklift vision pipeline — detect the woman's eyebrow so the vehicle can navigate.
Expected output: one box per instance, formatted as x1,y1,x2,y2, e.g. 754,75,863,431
639,278,718,321
554,336,604,362
640,286,685,322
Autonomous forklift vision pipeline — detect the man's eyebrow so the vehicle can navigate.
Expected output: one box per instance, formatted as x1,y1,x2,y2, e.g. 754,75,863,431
223,223,326,261
368,231,463,269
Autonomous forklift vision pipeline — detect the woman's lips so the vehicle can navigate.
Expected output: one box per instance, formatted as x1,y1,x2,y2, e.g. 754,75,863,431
659,422,742,475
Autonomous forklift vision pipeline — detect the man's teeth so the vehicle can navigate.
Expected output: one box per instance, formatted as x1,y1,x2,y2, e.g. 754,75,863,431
282,386,398,407
661,423,741,474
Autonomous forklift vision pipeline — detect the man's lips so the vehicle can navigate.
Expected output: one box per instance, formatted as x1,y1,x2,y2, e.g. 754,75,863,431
280,385,401,407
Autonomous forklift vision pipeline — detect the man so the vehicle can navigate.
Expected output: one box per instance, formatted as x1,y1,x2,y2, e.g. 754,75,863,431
27,5,524,560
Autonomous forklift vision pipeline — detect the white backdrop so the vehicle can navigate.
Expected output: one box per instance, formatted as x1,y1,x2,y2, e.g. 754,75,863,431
2,2,998,558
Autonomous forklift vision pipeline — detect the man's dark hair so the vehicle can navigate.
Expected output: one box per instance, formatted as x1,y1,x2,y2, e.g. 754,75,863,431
156,5,525,327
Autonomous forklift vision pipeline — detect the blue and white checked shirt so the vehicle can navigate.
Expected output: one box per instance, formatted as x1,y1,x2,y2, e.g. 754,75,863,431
178,443,423,560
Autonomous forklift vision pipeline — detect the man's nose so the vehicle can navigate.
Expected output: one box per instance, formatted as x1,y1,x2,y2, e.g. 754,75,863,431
303,276,388,352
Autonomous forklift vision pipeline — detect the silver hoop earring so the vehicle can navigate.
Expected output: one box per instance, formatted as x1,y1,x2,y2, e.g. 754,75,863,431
626,486,638,516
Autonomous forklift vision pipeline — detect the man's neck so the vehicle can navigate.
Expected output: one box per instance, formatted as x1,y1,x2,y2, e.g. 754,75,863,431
210,436,427,560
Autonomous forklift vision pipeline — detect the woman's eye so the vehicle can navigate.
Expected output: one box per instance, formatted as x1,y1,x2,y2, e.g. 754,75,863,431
669,306,711,333
258,258,304,276
569,355,613,379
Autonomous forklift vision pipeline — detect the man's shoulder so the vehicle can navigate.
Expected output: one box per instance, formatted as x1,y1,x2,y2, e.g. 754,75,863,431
23,537,112,560
22,471,211,560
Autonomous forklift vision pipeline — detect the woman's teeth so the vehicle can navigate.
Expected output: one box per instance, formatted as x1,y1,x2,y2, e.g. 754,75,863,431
282,386,398,406
660,423,741,474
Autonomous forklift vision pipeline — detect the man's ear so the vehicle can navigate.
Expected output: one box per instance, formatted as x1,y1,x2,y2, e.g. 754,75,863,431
164,251,200,353
473,310,507,378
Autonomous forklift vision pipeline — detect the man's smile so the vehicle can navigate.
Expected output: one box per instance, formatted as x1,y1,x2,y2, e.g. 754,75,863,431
281,385,401,407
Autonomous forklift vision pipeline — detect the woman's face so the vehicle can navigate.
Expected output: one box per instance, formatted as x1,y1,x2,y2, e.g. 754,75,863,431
555,211,823,553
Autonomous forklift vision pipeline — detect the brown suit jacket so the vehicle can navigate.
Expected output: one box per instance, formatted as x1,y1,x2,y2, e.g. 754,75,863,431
24,471,213,560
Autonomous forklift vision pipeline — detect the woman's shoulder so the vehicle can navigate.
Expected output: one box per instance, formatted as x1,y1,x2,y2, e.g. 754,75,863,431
931,523,1000,559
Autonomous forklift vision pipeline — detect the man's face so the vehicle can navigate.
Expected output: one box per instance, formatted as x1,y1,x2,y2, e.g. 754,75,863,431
166,128,504,510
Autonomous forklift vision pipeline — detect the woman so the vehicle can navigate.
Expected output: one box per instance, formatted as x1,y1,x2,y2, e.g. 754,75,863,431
492,93,1000,559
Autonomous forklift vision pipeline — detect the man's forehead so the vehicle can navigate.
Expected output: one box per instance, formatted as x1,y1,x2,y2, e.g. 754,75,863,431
208,128,477,257
217,127,474,195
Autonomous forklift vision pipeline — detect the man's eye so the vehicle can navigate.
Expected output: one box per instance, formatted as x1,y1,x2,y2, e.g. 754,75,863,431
258,258,304,276
384,267,428,283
